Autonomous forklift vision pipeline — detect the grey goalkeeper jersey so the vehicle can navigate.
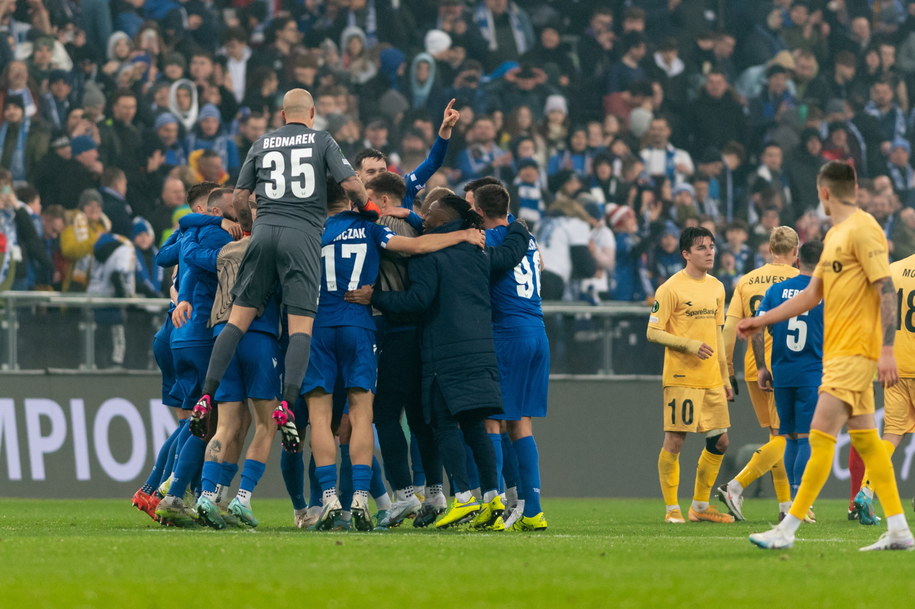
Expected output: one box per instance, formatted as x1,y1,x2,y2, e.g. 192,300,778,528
235,123,356,231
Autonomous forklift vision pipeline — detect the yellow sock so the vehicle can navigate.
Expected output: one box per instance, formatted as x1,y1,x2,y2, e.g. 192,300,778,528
789,430,835,520
862,439,897,490
658,449,680,507
693,449,724,503
771,458,792,503
735,435,787,489
850,429,904,517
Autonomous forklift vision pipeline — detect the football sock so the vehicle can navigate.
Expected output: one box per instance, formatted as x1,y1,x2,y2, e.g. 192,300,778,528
783,437,799,495
240,459,266,495
850,429,904,519
693,449,724,504
460,417,499,494
483,489,498,502
771,457,792,504
202,323,244,397
514,435,542,517
143,423,182,492
734,435,787,489
282,333,312,405
456,490,473,503
501,432,520,490
488,433,504,493
410,433,426,487
219,461,238,488
788,429,835,521
280,450,307,511
236,489,252,508
167,435,205,498
793,437,810,498
657,448,680,508
316,464,337,493
201,460,221,495
308,455,322,507
163,420,190,481
861,439,896,491
848,445,864,508
352,463,373,493
339,444,353,513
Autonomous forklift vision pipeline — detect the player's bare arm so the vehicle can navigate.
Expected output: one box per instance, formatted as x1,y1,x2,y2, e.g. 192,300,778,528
737,276,823,338
341,175,368,207
751,331,773,390
233,188,253,232
439,98,460,139
875,275,901,387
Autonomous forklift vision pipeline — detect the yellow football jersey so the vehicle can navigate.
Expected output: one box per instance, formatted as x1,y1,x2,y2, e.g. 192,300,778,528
891,256,915,378
813,208,890,362
726,262,799,376
649,269,726,388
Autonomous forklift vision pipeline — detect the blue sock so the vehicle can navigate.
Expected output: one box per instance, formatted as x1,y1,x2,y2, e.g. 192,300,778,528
513,436,542,517
281,451,307,510
410,434,426,487
501,433,520,491
488,433,504,493
219,462,239,487
353,463,373,493
315,464,337,493
308,455,322,506
143,423,180,492
201,460,222,495
783,437,799,496
162,420,189,482
370,456,387,498
240,459,266,493
339,444,353,509
167,435,205,498
794,437,811,498
465,442,480,491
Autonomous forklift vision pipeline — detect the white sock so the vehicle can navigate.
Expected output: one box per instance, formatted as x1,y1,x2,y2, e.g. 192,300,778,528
505,486,518,506
727,479,743,495
395,487,415,502
666,504,680,512
887,513,909,532
861,486,874,499
202,490,217,502
354,490,370,504
215,484,225,504
415,484,426,498
483,490,498,503
779,501,793,513
236,489,252,508
374,492,391,510
322,488,337,504
691,500,709,512
428,484,443,497
779,514,802,535
471,487,482,501
456,490,473,503
294,507,308,517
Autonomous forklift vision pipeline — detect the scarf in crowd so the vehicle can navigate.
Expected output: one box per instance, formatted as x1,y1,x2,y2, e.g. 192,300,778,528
0,207,18,286
186,131,229,169
514,177,546,224
0,116,29,183
347,1,378,47
888,161,914,193
474,3,529,54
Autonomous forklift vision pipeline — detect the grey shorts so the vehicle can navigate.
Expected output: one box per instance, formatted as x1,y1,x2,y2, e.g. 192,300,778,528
232,222,321,317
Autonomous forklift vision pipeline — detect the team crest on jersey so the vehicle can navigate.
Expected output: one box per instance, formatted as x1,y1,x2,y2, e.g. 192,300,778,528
832,261,843,273
651,300,659,313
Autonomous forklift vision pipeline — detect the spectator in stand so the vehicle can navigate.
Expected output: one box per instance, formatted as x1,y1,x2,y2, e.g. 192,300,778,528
640,116,694,186
241,67,280,116
59,189,110,292
147,176,185,239
131,217,160,298
547,126,592,178
582,198,615,300
606,203,646,302
785,128,826,216
0,168,51,290
864,77,907,145
510,157,549,229
742,8,787,69
721,220,752,276
686,70,746,156
887,138,915,206
751,143,793,223
185,103,240,178
98,89,143,190
87,232,135,368
749,64,796,152
251,17,302,91
234,112,268,163
588,153,620,205
473,0,535,71
649,223,683,292
99,167,132,238
60,135,104,210
220,27,252,105
41,70,75,132
605,31,647,98
486,64,552,123
457,114,510,182
0,94,50,187
153,112,186,167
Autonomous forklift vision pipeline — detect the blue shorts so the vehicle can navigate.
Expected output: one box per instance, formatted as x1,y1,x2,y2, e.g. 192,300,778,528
215,330,281,403
171,344,213,410
774,386,818,435
491,328,550,421
153,318,180,408
301,325,377,395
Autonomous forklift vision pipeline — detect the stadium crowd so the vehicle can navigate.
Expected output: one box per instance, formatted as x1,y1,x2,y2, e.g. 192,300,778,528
5,0,915,306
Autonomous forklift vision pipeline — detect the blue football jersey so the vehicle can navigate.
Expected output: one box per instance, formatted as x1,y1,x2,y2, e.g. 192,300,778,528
486,225,544,331
316,211,394,330
757,274,823,388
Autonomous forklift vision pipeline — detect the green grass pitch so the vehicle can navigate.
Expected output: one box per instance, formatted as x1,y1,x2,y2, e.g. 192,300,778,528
1,497,913,608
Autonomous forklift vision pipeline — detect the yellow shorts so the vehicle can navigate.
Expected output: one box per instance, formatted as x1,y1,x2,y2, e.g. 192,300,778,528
746,379,779,429
819,355,877,416
883,377,915,436
662,385,730,433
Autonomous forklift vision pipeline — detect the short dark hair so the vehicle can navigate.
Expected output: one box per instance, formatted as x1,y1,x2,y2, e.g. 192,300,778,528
199,149,220,162
186,181,219,206
463,176,502,194
799,239,823,269
111,88,137,105
42,203,65,220
354,148,386,170
475,184,510,219
222,26,247,44
206,187,232,209
101,167,125,188
365,171,406,200
817,160,857,200
326,176,347,209
679,226,715,257
16,185,38,204
437,194,483,229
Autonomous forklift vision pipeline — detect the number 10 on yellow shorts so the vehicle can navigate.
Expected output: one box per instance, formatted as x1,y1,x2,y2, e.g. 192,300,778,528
662,386,730,433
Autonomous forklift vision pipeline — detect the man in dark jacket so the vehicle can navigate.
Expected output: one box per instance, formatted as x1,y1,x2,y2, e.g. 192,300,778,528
346,194,529,531
686,71,746,157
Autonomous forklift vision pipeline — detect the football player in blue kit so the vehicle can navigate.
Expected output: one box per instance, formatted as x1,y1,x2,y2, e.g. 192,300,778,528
304,179,485,531
753,240,824,515
476,183,549,531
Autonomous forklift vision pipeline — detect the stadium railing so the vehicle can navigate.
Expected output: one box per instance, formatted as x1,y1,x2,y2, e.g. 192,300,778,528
0,291,667,377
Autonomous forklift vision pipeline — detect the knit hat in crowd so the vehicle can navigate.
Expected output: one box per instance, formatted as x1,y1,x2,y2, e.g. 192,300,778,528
131,217,153,239
605,203,633,230
5,94,24,110
544,94,568,115
71,135,97,156
82,84,106,108
154,112,178,131
424,29,452,56
892,138,911,155
672,183,696,198
198,103,221,123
